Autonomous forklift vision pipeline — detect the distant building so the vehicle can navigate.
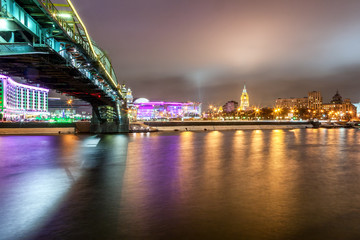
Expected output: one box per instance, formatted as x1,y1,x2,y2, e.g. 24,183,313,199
275,97,308,109
330,90,342,104
308,91,322,110
353,103,360,117
133,99,202,120
322,91,356,118
0,74,49,120
121,84,134,107
240,85,249,110
126,88,134,107
134,98,149,104
48,97,92,119
223,100,238,113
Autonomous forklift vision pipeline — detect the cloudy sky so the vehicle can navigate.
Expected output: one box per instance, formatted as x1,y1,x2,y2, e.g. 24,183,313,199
74,0,360,107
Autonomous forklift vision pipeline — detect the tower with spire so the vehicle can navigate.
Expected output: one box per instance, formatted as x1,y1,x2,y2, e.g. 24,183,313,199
240,84,249,111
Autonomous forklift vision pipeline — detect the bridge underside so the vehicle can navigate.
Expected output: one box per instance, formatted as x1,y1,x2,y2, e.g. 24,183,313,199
0,44,114,106
0,44,129,133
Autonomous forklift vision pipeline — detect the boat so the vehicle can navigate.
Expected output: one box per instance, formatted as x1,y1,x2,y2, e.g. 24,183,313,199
346,121,360,129
129,122,158,133
320,122,343,128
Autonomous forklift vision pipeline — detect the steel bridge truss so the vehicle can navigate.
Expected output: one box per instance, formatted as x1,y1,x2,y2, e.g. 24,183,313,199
0,0,127,128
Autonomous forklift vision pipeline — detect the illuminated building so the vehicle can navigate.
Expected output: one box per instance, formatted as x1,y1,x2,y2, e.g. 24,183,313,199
308,91,322,110
0,74,49,120
126,88,134,107
223,100,238,113
240,85,249,110
120,84,133,107
353,103,360,117
322,91,356,118
133,98,202,120
275,97,308,109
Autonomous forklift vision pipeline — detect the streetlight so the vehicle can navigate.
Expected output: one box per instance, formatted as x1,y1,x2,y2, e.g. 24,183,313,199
255,108,260,120
57,13,73,19
67,98,73,121
274,108,282,119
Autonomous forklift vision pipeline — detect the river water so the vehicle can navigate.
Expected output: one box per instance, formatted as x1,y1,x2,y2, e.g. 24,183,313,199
1,129,360,239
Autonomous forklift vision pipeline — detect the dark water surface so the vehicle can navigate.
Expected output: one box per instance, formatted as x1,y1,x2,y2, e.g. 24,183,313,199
1,129,360,239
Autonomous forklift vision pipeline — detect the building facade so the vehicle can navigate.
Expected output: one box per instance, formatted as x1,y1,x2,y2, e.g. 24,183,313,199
308,91,322,110
133,98,202,120
274,90,357,119
275,97,308,109
0,74,49,120
353,102,360,117
322,91,356,119
126,88,133,107
240,85,249,110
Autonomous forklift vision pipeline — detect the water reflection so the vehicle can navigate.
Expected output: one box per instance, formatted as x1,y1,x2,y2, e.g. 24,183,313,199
119,129,360,239
0,135,82,240
178,131,195,195
203,131,223,191
2,129,360,239
0,134,129,240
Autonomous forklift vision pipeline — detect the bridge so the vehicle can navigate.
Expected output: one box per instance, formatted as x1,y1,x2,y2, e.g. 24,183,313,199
0,0,128,133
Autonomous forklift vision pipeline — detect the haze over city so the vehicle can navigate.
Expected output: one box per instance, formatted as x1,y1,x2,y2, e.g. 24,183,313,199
70,0,360,106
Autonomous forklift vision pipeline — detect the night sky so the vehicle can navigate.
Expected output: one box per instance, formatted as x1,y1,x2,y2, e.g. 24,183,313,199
74,0,360,107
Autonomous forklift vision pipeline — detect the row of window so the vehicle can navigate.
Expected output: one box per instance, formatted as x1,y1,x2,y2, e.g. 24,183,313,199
2,87,48,111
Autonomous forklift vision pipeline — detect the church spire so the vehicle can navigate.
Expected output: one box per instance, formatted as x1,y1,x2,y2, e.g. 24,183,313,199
240,84,249,111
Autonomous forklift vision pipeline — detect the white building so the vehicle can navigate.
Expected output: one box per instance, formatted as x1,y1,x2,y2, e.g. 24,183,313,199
0,74,49,120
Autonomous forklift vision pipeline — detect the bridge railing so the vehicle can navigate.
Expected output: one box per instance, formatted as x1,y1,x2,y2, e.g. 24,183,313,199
38,0,88,52
37,0,119,91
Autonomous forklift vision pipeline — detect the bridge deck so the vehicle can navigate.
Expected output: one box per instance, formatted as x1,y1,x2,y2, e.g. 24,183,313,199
0,45,114,106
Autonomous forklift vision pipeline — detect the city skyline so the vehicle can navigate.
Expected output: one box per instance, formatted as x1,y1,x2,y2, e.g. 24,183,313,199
71,0,360,106
217,88,356,109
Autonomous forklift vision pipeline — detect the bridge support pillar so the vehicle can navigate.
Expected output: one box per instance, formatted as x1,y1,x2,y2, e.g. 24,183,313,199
90,104,129,133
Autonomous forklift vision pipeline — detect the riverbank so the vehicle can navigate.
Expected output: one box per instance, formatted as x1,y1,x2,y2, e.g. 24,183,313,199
0,120,315,134
0,122,77,134
144,120,314,131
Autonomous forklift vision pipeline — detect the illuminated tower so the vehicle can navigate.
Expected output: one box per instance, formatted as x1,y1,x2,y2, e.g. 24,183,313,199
240,84,249,110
